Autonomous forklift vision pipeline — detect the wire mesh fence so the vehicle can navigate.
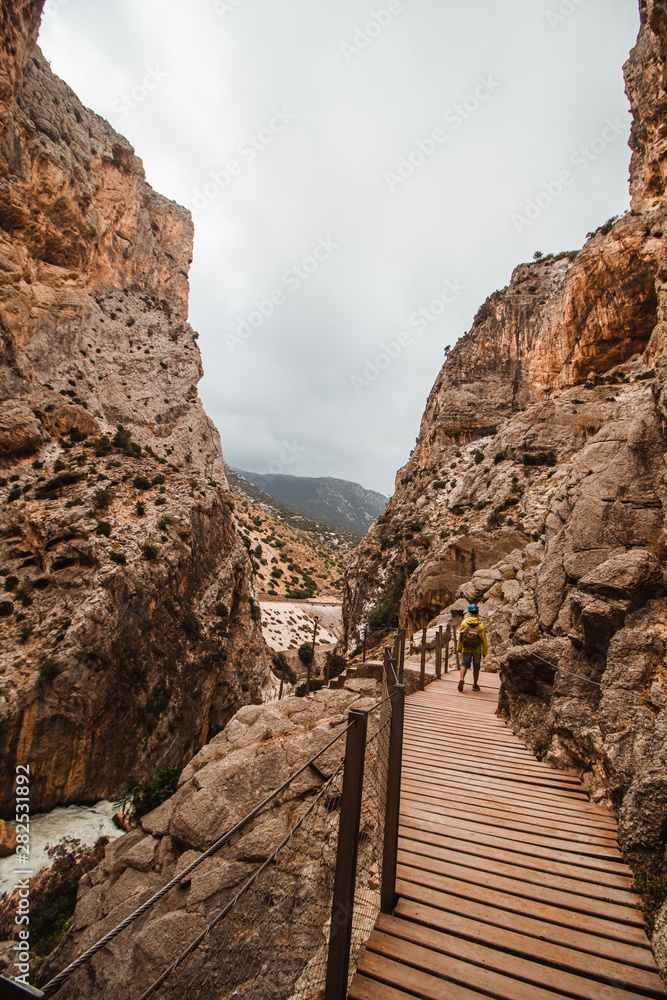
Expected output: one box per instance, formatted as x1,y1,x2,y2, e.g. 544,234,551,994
347,687,392,992
142,679,395,1000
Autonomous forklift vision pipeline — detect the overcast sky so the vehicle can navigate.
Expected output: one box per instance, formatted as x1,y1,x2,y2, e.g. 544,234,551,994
39,0,640,496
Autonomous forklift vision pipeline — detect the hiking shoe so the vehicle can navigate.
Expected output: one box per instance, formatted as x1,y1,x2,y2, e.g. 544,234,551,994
472,684,481,691
458,679,464,692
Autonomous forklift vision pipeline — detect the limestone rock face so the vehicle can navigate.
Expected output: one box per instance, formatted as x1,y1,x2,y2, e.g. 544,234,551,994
343,1,667,972
625,0,667,213
0,4,269,814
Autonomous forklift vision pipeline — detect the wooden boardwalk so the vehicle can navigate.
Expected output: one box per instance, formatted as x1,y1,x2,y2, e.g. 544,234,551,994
349,671,667,1000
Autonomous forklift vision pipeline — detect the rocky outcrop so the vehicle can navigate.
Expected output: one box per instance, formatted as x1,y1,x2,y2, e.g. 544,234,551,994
0,5,269,814
343,0,667,972
43,688,381,1000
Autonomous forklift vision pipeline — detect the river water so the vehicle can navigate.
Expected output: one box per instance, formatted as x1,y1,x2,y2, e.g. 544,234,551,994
0,801,124,897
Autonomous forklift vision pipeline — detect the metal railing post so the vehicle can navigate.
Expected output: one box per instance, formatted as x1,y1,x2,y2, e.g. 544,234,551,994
420,627,427,691
435,627,442,679
444,623,450,673
362,628,367,663
325,708,368,1000
399,628,406,683
393,632,400,673
383,646,395,688
381,683,405,914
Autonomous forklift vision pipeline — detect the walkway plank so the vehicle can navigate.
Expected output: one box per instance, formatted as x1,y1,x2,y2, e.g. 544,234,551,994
348,671,665,999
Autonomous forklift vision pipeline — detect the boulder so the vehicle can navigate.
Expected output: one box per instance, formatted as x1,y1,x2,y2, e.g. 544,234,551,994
578,549,662,604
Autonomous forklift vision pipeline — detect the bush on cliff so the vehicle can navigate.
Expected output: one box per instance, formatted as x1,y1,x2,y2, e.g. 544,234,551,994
367,599,399,631
0,837,107,967
118,764,182,819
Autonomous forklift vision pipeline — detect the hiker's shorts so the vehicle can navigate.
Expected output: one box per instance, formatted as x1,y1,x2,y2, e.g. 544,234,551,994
462,651,481,670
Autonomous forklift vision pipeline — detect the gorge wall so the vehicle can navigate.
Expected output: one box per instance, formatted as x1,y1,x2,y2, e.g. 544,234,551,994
344,0,667,947
0,3,269,815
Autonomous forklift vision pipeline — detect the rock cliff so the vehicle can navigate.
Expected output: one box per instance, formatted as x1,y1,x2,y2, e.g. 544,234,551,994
0,4,269,815
344,0,667,966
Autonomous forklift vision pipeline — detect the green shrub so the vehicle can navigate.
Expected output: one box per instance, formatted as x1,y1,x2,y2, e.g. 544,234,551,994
141,543,159,560
329,653,347,678
94,488,113,509
110,552,126,564
451,504,466,516
0,601,14,617
486,509,506,530
183,611,202,640
298,642,314,665
64,498,83,508
473,449,485,464
135,501,146,516
53,459,66,472
39,658,62,682
118,764,182,819
4,576,18,592
405,558,419,576
69,429,88,443
112,425,141,457
96,521,112,537
287,588,310,599
215,603,229,618
432,481,447,489
94,435,112,457
151,474,165,486
380,535,394,551
367,599,398,631
294,678,324,697
158,515,174,530
133,476,151,491
6,487,21,502
493,451,506,464
523,451,556,467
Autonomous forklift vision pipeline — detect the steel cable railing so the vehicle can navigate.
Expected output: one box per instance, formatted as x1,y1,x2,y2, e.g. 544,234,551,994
32,650,405,1000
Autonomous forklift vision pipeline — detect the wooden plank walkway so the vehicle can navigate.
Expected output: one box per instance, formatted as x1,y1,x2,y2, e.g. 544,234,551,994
349,671,667,1000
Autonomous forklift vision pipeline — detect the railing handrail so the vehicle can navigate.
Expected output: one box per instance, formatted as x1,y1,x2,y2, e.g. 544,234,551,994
40,717,356,996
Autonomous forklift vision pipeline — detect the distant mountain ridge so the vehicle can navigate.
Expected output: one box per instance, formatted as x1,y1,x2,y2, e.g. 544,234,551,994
230,468,388,535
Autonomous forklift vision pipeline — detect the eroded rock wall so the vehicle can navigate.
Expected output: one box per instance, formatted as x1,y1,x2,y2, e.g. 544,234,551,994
0,6,269,814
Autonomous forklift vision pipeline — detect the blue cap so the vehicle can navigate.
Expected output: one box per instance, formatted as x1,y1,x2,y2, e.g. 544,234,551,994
468,604,479,614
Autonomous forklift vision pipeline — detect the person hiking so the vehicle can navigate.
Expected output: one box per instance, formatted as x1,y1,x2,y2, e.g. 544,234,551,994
456,604,488,692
